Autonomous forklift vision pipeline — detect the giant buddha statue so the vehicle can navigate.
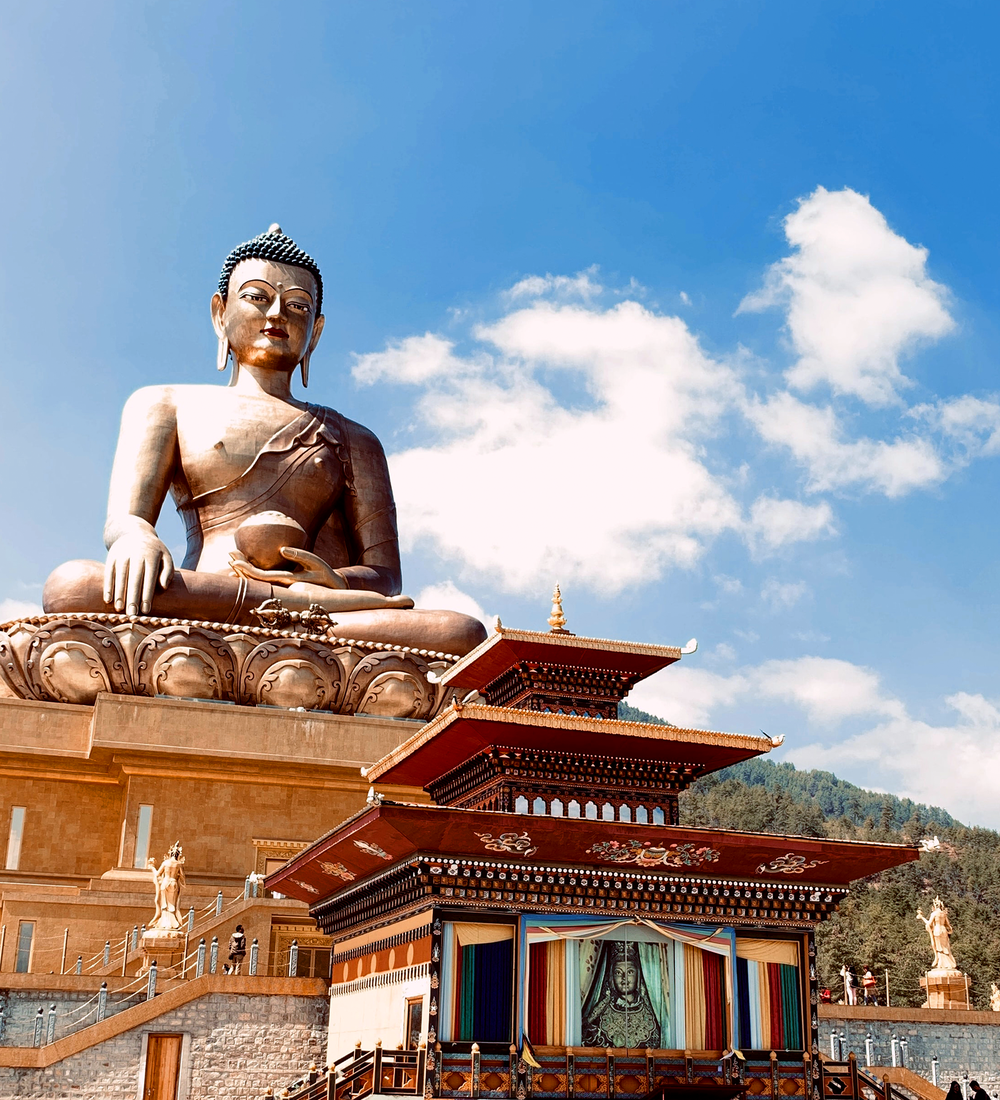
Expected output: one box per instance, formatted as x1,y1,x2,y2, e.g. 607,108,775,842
42,226,486,660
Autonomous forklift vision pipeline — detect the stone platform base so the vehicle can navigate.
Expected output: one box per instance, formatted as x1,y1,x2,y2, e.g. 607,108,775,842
0,613,454,719
920,967,971,1009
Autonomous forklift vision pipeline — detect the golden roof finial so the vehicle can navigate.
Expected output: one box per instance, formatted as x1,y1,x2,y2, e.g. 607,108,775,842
547,583,569,634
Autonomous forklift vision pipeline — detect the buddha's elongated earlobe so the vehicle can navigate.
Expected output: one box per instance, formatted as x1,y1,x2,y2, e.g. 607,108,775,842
228,360,240,387
217,335,230,372
300,352,311,389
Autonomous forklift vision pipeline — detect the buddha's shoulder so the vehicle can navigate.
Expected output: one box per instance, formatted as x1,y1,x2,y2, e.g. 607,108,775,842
309,404,386,455
123,383,227,413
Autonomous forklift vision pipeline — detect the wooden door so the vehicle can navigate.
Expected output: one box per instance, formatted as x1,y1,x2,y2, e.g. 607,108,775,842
142,1033,183,1100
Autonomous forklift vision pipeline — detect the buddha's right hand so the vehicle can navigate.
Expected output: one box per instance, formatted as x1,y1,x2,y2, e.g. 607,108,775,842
104,524,175,615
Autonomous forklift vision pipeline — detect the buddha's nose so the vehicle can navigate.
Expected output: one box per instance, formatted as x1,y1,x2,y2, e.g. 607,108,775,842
266,295,286,318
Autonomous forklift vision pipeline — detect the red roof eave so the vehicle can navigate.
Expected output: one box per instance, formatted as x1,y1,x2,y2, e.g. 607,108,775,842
266,802,918,905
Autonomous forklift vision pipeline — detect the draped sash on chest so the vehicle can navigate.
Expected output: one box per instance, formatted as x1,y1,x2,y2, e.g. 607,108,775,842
177,405,353,539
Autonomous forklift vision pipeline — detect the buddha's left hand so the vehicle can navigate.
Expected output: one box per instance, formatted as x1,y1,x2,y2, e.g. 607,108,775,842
228,547,349,589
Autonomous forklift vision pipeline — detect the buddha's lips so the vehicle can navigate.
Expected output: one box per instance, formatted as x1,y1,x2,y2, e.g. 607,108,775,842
262,326,289,338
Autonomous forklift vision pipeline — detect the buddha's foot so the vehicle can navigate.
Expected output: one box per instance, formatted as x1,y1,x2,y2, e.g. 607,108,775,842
0,611,461,717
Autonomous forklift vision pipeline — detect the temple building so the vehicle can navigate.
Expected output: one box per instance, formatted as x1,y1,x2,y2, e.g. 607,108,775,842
269,621,918,1100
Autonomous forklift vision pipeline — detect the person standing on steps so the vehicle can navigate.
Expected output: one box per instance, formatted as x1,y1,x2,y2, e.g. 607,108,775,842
228,924,247,975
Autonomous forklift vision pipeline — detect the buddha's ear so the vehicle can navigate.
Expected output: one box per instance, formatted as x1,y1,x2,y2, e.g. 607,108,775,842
308,313,325,353
210,292,227,338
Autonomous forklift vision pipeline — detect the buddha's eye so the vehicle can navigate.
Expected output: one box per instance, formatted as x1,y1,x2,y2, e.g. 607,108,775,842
288,301,311,314
240,291,269,304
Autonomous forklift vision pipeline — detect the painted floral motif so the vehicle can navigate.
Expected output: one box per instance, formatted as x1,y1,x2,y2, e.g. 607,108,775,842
586,839,721,868
474,830,538,856
290,878,319,894
354,839,393,861
319,861,355,881
756,852,829,875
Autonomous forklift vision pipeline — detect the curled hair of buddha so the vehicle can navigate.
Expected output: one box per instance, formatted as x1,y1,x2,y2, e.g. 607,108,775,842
218,224,323,313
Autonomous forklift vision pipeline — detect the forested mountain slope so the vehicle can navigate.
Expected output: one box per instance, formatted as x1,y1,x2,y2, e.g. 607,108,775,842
619,701,998,1007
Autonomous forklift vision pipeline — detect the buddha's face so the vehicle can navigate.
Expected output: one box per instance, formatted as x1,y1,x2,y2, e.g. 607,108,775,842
612,960,638,996
211,258,324,373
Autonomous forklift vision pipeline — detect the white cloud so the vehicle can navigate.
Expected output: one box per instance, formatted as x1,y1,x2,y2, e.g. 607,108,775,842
348,188,999,598
748,495,835,552
748,391,947,496
414,581,496,633
630,654,898,730
356,297,745,595
0,598,42,621
504,266,603,303
740,186,954,406
353,333,470,386
760,578,809,611
789,692,1000,827
631,651,1000,824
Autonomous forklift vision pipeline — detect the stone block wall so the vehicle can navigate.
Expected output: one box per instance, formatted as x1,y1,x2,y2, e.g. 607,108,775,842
821,1008,1000,1092
0,990,328,1099
0,990,138,1047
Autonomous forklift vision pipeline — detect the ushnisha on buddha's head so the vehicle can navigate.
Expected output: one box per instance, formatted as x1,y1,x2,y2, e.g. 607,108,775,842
210,224,326,387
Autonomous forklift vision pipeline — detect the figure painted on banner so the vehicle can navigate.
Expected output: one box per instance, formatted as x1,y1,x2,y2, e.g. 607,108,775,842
861,967,877,1005
582,940,661,1049
916,897,958,970
42,225,486,659
228,924,247,974
148,842,186,932
990,982,1000,1012
839,964,857,1006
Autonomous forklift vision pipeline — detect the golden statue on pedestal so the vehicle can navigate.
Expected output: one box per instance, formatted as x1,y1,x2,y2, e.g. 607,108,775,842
0,227,486,714
916,896,957,971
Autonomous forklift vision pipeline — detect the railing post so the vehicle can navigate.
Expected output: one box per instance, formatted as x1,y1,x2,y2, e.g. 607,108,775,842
847,1053,859,1100
931,1057,939,1088
899,1038,907,1068
147,960,157,1000
196,938,206,978
75,955,82,975
97,982,108,1022
288,939,298,977
60,929,68,974
209,936,219,974
374,1041,383,1096
102,940,110,967
46,1003,56,1045
865,1033,873,1068
131,925,139,952
770,1051,778,1100
215,890,223,916
471,1042,481,1099
187,907,195,933
32,1008,43,1047
244,875,251,900
831,1033,839,1060
121,934,129,977
249,938,259,976
890,1035,899,1068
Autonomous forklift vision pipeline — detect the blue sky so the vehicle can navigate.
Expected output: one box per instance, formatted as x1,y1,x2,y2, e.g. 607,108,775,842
3,2,1000,822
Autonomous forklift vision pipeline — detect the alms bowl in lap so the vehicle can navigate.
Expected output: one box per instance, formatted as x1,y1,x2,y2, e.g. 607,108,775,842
33,224,486,713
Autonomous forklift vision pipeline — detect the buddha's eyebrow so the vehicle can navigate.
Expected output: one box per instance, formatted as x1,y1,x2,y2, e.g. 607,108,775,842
238,280,276,294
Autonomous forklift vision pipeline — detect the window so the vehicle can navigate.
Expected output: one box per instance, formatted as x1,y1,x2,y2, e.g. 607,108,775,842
532,797,546,815
514,796,529,815
404,997,423,1049
5,807,25,870
133,805,153,869
15,921,34,973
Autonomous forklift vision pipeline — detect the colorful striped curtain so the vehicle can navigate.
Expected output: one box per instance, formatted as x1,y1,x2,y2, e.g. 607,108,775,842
441,924,514,1044
683,944,728,1050
527,939,567,1044
735,958,801,1050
